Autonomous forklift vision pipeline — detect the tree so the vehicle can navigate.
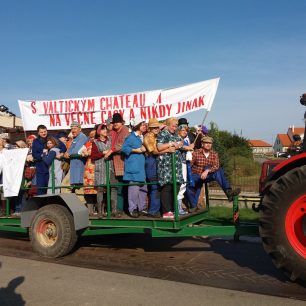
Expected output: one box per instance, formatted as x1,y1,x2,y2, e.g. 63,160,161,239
207,121,254,179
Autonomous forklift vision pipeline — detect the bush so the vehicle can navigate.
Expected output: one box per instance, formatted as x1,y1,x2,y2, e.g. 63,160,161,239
230,155,261,177
207,122,254,179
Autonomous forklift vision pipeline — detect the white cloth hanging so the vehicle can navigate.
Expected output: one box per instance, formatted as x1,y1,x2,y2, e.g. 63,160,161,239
2,148,28,197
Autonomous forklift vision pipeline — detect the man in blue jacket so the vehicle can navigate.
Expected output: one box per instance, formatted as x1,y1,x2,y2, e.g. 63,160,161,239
32,125,49,195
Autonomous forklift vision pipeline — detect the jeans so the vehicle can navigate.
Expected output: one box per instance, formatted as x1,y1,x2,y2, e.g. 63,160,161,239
36,172,49,195
186,168,231,208
146,155,161,215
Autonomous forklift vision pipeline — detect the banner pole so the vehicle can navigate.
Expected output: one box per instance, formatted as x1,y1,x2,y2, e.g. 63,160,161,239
193,109,209,144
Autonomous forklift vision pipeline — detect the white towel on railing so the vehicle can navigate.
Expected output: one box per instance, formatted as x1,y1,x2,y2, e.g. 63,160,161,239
2,148,28,197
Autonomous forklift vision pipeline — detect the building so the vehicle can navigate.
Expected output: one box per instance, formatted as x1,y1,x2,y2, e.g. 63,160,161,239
274,134,292,154
273,126,304,155
248,140,273,155
0,113,22,130
0,106,23,141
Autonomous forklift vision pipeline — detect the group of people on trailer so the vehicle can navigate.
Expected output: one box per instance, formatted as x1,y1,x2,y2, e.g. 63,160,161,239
0,113,240,219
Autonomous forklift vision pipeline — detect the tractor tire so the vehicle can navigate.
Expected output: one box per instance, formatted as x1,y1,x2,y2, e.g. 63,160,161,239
29,204,77,258
260,166,306,282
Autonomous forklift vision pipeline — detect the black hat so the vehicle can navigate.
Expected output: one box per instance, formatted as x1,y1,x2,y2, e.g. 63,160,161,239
112,113,124,123
178,118,189,126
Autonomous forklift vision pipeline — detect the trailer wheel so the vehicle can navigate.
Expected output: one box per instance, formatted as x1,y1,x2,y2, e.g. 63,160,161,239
260,166,306,282
30,204,77,258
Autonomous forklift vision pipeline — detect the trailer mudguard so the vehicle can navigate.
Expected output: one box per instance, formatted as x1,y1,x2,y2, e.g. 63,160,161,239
21,193,89,231
266,153,306,184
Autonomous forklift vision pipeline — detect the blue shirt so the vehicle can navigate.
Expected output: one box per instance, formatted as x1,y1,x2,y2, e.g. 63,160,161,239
122,132,146,182
68,132,88,184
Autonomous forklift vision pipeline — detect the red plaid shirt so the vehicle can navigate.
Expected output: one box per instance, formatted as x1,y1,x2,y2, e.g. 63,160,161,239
111,125,130,176
191,148,220,175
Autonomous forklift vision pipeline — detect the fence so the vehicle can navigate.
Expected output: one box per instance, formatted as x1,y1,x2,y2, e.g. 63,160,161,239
209,156,261,195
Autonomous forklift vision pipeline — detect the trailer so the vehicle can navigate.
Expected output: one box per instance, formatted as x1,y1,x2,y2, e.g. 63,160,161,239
0,155,258,256
1,152,305,283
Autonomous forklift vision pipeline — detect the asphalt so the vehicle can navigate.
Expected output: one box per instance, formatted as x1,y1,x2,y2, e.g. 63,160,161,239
0,232,305,302
0,254,305,306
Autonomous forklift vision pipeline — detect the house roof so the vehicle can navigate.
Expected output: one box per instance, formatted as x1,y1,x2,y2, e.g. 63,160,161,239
277,134,292,146
288,127,304,135
248,140,272,147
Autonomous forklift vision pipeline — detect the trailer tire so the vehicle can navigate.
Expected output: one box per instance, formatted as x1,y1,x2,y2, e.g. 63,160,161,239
260,166,306,282
30,204,77,258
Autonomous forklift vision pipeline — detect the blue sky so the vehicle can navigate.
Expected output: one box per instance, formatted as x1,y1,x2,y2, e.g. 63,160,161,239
0,0,306,143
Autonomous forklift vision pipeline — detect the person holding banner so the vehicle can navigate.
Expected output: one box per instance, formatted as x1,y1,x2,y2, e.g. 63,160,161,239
104,113,130,216
157,117,184,219
177,124,194,215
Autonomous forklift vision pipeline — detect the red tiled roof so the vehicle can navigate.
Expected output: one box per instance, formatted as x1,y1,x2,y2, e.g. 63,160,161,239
248,140,272,147
288,127,304,135
277,134,291,146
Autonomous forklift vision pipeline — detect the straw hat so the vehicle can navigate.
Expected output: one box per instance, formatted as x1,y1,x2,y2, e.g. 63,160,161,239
148,118,161,128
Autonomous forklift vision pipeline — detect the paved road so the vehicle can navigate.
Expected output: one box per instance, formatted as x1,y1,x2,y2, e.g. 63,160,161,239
0,255,305,306
0,232,305,302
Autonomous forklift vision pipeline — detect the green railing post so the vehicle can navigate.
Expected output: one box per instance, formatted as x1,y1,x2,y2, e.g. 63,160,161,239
233,195,240,224
106,160,111,219
171,153,179,221
5,198,10,216
204,182,210,210
51,160,55,194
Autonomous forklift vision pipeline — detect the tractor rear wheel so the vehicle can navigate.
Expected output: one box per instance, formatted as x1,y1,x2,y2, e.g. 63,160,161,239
260,165,306,282
30,204,77,258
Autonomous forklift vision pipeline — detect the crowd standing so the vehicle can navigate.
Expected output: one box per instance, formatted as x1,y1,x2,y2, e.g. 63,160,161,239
0,115,240,219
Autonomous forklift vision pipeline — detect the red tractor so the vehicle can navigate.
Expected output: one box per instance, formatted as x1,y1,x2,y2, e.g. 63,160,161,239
259,94,306,282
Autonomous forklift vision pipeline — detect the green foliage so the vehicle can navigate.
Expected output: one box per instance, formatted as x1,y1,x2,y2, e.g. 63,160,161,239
209,207,258,222
208,122,230,177
207,121,256,183
230,155,261,177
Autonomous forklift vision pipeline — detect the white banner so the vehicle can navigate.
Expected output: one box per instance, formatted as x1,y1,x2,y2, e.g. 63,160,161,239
18,78,219,131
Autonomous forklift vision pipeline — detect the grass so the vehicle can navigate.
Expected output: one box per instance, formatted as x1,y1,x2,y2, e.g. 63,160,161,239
208,206,259,222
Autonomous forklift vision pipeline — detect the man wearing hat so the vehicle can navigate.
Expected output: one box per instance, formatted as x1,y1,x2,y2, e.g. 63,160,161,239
104,113,130,215
64,121,88,189
186,135,240,211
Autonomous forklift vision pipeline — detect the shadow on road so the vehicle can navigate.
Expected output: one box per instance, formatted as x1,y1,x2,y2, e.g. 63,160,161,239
0,264,25,306
76,233,290,282
1,231,305,299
